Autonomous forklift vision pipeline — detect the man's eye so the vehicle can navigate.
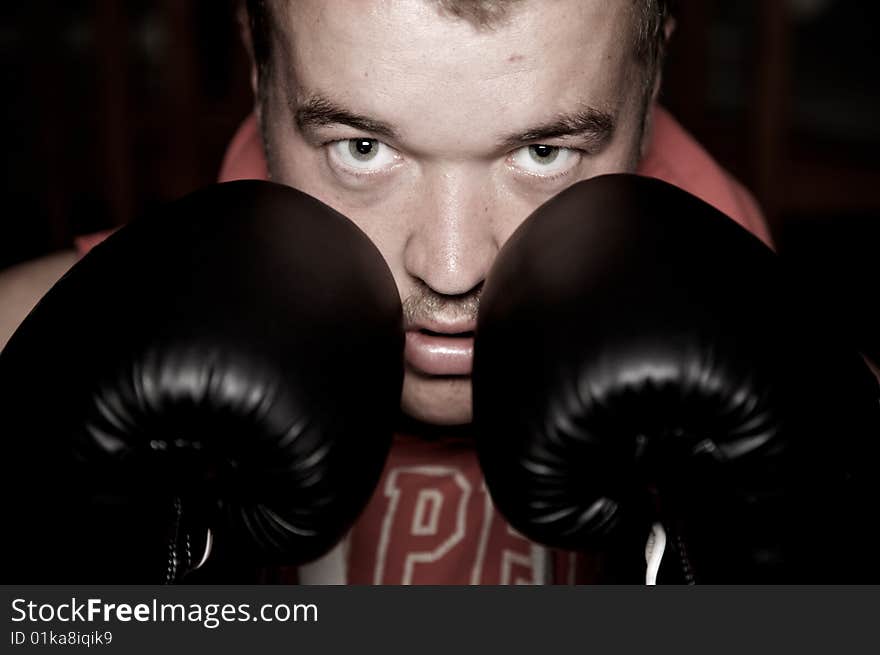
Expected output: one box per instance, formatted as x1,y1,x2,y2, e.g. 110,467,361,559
509,145,579,177
328,138,399,172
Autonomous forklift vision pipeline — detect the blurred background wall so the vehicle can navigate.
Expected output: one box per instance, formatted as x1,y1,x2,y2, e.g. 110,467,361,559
2,1,878,351
663,0,879,362
2,0,251,269
664,0,880,227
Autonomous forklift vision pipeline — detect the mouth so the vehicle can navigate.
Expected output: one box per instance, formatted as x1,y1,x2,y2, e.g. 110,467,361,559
404,321,475,376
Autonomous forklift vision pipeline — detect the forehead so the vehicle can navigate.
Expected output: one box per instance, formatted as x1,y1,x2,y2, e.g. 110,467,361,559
270,0,638,152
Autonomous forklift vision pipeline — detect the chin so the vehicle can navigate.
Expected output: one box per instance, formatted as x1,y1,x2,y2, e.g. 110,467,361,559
400,371,473,426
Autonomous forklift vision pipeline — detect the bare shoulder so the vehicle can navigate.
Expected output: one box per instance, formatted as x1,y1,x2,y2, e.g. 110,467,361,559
0,250,79,349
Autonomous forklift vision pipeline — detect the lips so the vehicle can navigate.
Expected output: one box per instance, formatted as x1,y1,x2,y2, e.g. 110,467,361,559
405,319,475,376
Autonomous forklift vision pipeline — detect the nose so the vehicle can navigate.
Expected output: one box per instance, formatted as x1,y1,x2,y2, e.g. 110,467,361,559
403,169,501,297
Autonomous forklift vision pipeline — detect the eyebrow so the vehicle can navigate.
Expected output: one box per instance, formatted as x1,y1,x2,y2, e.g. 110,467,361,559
292,92,615,150
496,107,616,150
293,94,400,141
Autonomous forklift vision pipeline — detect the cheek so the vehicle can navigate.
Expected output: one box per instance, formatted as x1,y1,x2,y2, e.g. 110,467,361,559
586,106,649,176
586,144,641,178
340,195,423,307
260,100,314,185
565,122,645,190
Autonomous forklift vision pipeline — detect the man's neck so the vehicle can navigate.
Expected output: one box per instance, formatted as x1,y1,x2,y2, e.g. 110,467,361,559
395,412,475,442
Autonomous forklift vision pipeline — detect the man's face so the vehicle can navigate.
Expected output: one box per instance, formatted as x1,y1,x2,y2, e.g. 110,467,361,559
257,0,649,425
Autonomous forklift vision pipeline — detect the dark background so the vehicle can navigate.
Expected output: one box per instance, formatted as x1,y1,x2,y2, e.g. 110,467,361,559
2,0,251,268
1,0,878,357
661,0,879,363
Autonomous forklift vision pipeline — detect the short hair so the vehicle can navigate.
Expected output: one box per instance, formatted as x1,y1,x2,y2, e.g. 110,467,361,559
244,0,673,93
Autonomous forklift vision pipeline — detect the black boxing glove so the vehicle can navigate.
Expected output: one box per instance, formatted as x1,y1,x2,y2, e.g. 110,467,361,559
473,174,880,583
1,181,403,583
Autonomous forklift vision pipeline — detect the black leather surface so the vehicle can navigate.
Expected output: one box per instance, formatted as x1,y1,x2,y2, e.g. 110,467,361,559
1,181,404,583
474,174,880,582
